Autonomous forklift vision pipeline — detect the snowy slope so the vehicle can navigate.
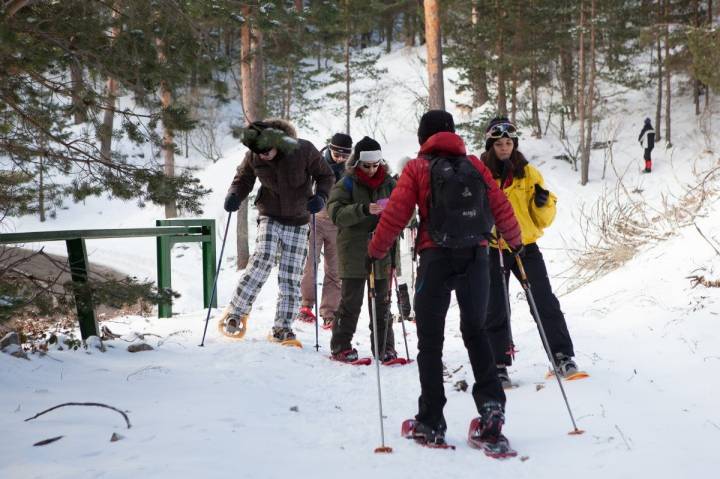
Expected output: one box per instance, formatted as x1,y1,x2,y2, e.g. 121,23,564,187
2,44,720,478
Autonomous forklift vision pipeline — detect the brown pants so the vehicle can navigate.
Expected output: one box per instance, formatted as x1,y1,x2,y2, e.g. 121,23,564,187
300,212,341,320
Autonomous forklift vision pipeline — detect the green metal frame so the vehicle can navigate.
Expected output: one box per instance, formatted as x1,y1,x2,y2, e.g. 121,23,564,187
0,220,216,339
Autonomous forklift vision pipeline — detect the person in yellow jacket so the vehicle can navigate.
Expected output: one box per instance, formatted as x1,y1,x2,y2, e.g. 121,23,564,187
480,117,579,388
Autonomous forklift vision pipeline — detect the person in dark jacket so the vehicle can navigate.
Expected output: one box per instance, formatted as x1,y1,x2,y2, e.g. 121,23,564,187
328,136,397,362
220,119,334,345
296,133,353,328
481,116,580,388
368,110,523,447
638,117,655,173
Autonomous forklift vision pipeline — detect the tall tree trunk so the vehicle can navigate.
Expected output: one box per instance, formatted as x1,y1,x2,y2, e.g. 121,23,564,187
560,47,575,121
417,0,426,44
237,5,265,270
582,0,596,186
495,0,507,116
385,11,394,53
530,63,541,138
577,0,586,175
664,0,671,147
38,154,45,222
470,2,489,106
510,65,518,124
403,5,416,47
156,36,177,219
693,0,701,116
708,0,713,110
424,0,445,110
655,0,663,141
344,35,351,134
69,62,86,124
99,4,119,162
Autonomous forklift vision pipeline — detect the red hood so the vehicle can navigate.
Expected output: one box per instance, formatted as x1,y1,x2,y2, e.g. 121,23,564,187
418,132,467,157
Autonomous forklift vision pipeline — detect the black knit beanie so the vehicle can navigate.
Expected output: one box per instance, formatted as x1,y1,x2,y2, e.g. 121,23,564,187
484,116,519,152
417,110,455,145
329,133,353,153
350,136,382,167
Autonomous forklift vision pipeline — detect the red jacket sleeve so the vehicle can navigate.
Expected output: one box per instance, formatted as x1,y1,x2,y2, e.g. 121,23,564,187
368,161,419,259
471,156,522,248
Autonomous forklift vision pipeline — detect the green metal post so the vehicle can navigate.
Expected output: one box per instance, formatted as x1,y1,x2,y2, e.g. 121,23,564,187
65,238,99,339
157,235,173,318
201,221,217,308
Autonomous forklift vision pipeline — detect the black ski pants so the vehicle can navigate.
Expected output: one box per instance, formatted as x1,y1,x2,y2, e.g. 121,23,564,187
413,246,505,430
330,277,394,356
486,243,575,366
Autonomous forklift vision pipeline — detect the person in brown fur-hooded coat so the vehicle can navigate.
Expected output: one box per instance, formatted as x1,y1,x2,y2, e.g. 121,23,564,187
219,118,334,344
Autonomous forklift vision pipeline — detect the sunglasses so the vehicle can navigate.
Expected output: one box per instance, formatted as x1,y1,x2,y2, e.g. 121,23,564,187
359,161,381,169
486,123,519,140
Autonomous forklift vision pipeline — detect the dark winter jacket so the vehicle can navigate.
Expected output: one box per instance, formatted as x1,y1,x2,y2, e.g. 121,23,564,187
323,147,347,182
368,132,522,259
228,119,335,226
638,123,655,150
328,166,395,279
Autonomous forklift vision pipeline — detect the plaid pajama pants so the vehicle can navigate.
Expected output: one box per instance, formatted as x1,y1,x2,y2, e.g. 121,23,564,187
230,216,309,329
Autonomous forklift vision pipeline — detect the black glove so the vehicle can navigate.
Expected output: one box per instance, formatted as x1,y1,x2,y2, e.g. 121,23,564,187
224,193,241,212
534,184,550,208
306,194,326,214
510,244,525,258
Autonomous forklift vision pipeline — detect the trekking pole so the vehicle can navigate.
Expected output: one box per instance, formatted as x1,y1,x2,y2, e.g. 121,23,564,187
368,259,393,453
390,246,411,362
312,213,320,351
409,224,417,292
200,212,233,347
513,254,585,436
495,235,517,360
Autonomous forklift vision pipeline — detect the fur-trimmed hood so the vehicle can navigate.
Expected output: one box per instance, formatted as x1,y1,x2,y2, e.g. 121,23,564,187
262,118,297,139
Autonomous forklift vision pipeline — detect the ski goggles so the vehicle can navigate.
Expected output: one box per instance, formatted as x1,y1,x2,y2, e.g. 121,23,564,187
485,122,519,140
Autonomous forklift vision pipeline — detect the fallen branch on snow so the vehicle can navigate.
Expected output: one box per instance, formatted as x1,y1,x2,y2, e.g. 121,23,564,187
24,402,131,429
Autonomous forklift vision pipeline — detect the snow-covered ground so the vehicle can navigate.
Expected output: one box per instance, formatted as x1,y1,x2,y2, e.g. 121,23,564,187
2,45,719,478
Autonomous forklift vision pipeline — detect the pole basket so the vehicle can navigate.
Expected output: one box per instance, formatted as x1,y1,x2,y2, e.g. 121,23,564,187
374,446,393,454
568,429,585,436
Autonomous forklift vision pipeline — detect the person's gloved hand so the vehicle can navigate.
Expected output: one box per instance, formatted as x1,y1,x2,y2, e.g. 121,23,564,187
224,193,241,212
510,243,525,258
534,184,550,208
306,194,326,214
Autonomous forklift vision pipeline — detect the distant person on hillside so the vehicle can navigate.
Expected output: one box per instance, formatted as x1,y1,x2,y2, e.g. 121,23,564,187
638,117,655,173
296,133,353,329
368,111,523,450
219,119,334,346
327,136,397,362
481,116,580,388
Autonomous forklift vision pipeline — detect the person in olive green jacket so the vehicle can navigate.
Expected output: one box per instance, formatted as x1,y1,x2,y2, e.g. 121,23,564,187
481,117,580,388
327,136,397,363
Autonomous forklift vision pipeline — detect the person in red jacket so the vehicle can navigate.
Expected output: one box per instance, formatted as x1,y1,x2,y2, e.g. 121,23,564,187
368,110,523,447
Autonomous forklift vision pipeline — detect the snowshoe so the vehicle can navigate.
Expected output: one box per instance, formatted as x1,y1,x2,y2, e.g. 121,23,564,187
545,354,589,381
267,327,302,348
381,349,411,366
330,348,371,365
401,419,455,449
467,402,517,459
217,306,248,340
296,306,316,324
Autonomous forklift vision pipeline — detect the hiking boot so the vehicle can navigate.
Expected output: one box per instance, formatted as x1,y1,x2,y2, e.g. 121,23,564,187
331,348,359,363
496,365,513,389
321,316,334,330
296,306,316,324
405,419,447,445
381,348,398,363
270,326,297,342
555,353,578,378
471,401,505,441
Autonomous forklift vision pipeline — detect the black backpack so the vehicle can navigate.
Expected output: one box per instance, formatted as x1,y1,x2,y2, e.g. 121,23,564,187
427,155,494,248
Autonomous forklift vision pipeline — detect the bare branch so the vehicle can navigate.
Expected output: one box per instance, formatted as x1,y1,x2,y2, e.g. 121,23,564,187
24,402,131,429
